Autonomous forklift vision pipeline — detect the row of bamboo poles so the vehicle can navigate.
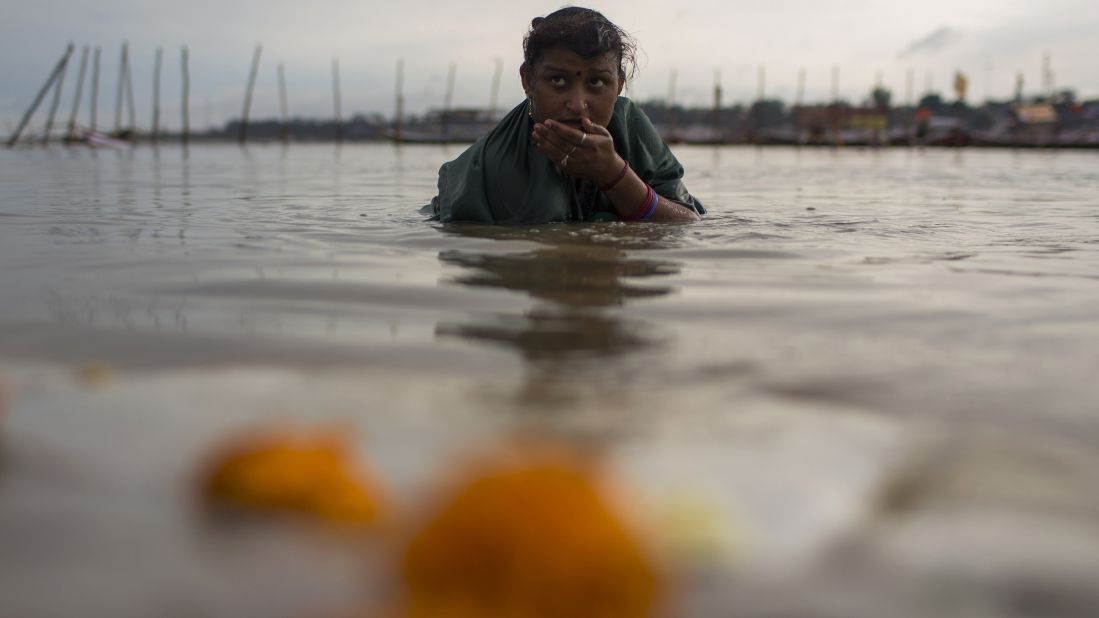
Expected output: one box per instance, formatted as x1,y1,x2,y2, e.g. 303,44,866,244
10,42,974,148
7,43,191,147
6,42,494,147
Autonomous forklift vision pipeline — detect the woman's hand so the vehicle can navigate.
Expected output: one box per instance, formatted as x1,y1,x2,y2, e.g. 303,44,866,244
532,117,701,222
531,118,623,185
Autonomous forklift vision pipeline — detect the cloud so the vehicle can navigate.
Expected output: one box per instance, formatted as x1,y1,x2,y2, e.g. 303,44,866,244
898,27,961,58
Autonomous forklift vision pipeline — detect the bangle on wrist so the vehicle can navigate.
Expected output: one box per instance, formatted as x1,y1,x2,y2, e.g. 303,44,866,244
625,184,659,221
599,159,630,192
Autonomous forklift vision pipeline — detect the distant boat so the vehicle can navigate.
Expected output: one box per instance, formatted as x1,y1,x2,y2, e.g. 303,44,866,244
65,130,134,149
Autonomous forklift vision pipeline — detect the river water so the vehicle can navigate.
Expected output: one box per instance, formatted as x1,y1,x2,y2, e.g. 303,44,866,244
2,143,1098,617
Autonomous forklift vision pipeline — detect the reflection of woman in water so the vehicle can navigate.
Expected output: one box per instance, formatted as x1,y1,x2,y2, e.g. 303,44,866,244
425,7,704,224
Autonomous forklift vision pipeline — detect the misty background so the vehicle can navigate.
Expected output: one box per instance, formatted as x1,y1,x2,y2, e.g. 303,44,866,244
2,0,1097,132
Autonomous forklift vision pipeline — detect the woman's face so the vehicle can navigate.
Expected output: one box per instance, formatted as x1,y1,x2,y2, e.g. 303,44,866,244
521,46,623,129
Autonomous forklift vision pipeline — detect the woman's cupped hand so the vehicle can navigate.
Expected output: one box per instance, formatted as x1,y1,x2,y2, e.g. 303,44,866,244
532,118,623,186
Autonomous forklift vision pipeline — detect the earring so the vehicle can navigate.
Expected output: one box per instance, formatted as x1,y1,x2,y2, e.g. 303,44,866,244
527,97,534,118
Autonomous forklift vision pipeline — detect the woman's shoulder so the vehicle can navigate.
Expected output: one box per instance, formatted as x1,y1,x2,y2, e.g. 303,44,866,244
609,97,663,151
612,96,647,122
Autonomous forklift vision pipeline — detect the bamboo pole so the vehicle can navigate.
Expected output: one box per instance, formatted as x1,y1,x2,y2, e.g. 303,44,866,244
66,45,90,141
278,63,289,142
906,67,915,143
90,47,100,133
713,68,722,111
123,45,136,133
442,63,455,143
831,65,841,146
42,47,73,144
239,44,262,144
794,68,806,140
114,43,127,133
152,47,162,141
7,44,74,147
394,59,404,142
1043,52,1053,98
489,58,502,118
181,46,190,144
332,57,342,141
712,68,722,138
667,69,677,139
795,68,806,107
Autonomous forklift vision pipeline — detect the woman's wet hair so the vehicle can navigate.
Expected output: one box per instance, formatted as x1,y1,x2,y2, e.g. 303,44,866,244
523,7,637,83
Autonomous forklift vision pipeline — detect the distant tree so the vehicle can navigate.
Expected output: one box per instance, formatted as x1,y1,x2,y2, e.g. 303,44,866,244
1054,89,1077,104
917,93,944,113
748,99,786,129
870,87,892,110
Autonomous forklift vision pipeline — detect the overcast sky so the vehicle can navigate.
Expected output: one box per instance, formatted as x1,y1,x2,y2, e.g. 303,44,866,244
2,0,1097,132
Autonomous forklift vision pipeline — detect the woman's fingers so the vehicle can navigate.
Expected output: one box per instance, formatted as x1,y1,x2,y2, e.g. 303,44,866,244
537,120,587,153
532,127,569,161
580,117,611,137
532,119,615,177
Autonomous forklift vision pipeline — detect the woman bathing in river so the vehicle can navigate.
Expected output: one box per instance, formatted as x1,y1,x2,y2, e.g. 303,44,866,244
426,7,705,224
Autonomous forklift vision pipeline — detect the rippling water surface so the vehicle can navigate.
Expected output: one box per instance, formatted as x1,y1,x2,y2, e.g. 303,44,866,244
2,144,1099,616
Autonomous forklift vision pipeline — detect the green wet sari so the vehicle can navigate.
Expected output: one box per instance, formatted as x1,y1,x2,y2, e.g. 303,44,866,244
424,97,704,224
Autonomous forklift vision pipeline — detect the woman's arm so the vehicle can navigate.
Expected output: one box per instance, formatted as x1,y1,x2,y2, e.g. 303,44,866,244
531,118,701,222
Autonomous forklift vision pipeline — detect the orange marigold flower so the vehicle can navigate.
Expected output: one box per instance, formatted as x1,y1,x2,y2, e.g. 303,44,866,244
199,426,390,525
400,444,661,618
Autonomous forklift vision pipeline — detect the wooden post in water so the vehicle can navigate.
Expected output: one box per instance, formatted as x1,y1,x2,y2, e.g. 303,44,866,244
124,45,136,134
666,69,677,140
905,67,915,144
42,47,72,145
830,65,841,146
277,63,289,143
90,47,100,133
114,43,127,134
489,58,502,119
8,44,74,147
332,57,343,142
711,68,722,140
239,45,262,144
393,59,404,142
442,63,456,143
1042,52,1052,98
795,68,806,141
712,68,720,109
66,45,90,141
181,46,190,144
151,47,162,142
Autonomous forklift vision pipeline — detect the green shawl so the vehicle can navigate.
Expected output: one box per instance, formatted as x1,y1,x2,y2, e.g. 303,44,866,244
425,97,704,224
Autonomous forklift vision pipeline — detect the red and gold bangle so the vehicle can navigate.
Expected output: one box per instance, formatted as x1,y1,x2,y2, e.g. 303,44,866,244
599,159,630,192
